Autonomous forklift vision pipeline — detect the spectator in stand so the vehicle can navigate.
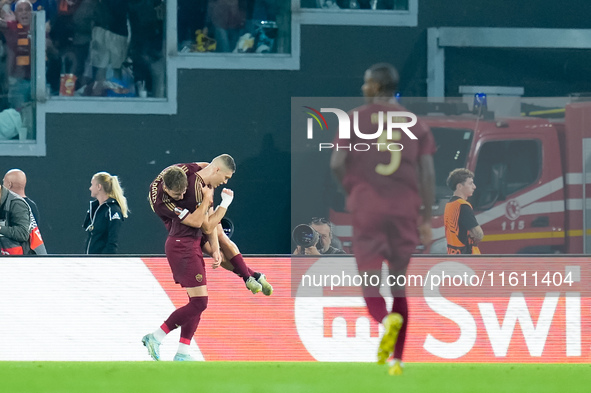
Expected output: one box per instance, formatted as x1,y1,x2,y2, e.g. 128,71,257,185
89,0,129,96
51,0,96,93
0,1,16,22
208,0,247,53
128,0,164,97
0,0,33,110
11,0,57,21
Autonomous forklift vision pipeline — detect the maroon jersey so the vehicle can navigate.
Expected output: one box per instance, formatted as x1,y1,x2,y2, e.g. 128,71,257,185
149,163,207,238
336,101,436,219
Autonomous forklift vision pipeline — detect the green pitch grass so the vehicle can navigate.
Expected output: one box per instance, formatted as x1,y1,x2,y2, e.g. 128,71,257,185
1,362,590,393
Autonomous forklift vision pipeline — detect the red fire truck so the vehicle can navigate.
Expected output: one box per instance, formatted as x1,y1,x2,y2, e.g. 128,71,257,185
330,99,591,254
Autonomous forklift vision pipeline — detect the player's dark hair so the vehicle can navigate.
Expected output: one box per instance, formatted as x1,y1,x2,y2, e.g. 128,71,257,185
447,168,474,191
368,63,399,96
163,166,188,192
214,154,236,173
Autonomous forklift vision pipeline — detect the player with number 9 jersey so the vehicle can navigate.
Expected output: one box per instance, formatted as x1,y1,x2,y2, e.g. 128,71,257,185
334,101,435,220
331,63,436,376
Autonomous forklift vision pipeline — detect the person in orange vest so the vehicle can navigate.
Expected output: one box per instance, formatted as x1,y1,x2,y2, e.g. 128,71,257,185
444,168,483,254
0,177,46,255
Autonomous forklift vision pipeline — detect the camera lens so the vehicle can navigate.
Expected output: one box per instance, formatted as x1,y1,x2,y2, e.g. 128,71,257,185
292,224,320,248
220,217,234,239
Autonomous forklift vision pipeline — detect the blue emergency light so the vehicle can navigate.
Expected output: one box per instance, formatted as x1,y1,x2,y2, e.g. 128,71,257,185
473,93,488,112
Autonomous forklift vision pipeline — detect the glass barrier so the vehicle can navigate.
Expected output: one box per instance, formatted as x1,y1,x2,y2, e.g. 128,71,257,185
177,0,291,55
302,0,409,10
45,0,166,99
0,0,36,145
300,0,417,26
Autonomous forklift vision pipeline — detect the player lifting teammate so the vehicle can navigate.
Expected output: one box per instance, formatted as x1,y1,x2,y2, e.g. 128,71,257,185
142,154,272,361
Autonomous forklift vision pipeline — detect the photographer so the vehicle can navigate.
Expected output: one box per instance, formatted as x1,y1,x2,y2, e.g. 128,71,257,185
292,217,346,255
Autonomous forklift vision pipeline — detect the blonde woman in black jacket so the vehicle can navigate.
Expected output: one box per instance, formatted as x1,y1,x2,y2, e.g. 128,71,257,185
83,172,129,254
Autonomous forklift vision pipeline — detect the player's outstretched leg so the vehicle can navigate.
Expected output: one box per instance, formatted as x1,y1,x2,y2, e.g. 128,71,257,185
378,313,403,365
220,257,265,295
208,235,264,294
218,238,273,295
212,232,275,295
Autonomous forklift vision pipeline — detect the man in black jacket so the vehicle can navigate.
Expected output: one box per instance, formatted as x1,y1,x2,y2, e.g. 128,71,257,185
0,184,31,255
3,169,40,226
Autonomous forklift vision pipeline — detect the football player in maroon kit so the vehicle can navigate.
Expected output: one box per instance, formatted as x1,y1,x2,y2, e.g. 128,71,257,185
331,63,435,375
150,156,273,294
142,154,271,361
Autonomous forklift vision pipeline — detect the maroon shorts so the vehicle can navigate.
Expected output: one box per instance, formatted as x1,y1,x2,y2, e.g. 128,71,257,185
351,210,419,272
165,236,206,288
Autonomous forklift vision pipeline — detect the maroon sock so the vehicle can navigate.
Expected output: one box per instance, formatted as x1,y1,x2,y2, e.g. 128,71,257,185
180,297,208,341
229,254,251,278
363,296,388,323
164,296,208,334
392,297,408,360
361,278,388,323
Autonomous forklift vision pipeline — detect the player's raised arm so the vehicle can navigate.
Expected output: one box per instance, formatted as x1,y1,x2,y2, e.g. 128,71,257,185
204,188,233,230
202,188,232,234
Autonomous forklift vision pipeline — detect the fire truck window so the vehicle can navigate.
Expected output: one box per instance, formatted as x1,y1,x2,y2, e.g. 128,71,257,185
473,141,505,209
505,140,541,195
473,140,541,209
